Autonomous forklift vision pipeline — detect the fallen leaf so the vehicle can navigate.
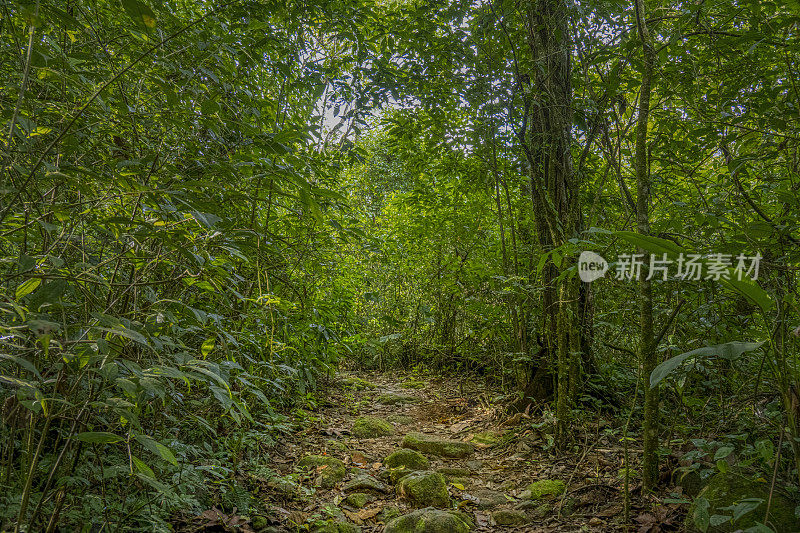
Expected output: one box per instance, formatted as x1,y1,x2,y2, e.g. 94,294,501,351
357,506,382,520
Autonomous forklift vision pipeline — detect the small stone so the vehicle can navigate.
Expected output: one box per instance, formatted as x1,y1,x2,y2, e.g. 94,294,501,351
342,492,372,508
492,510,528,526
352,416,394,437
343,475,389,494
296,456,346,489
526,479,566,500
588,517,603,526
401,432,475,458
396,471,451,508
384,509,473,533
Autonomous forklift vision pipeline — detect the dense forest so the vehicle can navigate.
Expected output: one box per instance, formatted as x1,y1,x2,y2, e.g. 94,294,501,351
1,0,799,531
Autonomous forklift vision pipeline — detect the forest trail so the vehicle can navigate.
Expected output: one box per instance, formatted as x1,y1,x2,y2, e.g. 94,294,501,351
237,373,663,533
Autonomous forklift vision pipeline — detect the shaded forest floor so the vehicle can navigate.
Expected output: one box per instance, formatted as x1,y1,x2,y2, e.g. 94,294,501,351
178,372,686,532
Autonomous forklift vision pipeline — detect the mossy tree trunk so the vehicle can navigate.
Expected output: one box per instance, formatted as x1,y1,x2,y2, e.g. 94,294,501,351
523,0,581,443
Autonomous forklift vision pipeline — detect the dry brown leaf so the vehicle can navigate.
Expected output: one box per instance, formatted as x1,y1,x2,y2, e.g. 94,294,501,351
356,506,382,520
342,509,363,525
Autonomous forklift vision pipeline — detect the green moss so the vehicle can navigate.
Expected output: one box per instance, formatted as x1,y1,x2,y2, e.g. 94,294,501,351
296,455,346,489
527,479,566,500
400,380,427,389
401,432,475,458
351,416,394,437
384,509,473,533
396,471,450,508
685,473,798,533
384,449,430,470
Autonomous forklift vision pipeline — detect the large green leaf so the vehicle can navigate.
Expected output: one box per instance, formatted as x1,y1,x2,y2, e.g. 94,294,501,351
720,277,772,313
650,341,765,388
75,432,124,444
614,231,685,255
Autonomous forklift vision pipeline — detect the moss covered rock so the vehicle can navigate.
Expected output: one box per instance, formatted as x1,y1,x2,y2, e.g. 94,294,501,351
311,521,361,533
378,393,420,405
385,449,430,471
384,508,473,533
492,510,527,526
401,432,475,458
397,471,451,508
471,488,509,509
685,473,798,533
526,479,565,500
387,414,415,425
340,376,377,390
379,505,402,523
296,455,346,489
343,492,373,508
437,467,472,477
400,380,427,389
672,467,705,497
469,431,505,447
352,416,395,438
344,474,389,494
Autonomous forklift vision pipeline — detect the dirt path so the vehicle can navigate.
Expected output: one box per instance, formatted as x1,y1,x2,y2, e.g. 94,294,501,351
249,372,656,532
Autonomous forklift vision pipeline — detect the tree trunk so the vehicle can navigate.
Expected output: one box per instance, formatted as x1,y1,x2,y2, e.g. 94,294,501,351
634,0,659,490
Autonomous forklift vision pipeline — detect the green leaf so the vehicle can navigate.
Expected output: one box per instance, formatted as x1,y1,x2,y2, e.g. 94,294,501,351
201,337,215,358
16,278,41,300
714,446,734,460
694,497,710,533
650,341,764,388
121,0,156,31
132,456,155,478
709,514,731,527
75,431,123,444
135,434,178,466
720,277,773,313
